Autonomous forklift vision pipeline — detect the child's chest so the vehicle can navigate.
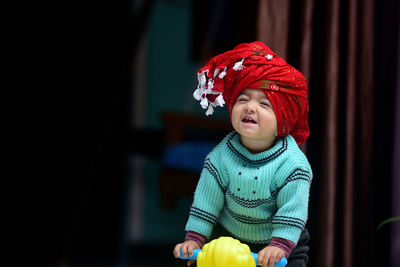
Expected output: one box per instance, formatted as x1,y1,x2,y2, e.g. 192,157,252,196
225,163,278,201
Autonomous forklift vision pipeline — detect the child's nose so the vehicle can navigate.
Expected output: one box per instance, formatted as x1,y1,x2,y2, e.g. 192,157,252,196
245,101,256,112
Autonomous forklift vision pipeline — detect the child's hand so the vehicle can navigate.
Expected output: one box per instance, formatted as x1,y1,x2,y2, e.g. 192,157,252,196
257,245,285,267
173,240,200,266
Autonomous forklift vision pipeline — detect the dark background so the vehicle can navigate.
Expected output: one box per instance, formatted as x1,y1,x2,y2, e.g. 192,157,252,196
3,0,399,266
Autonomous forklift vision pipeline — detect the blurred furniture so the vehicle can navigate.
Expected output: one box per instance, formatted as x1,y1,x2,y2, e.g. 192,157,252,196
160,111,232,209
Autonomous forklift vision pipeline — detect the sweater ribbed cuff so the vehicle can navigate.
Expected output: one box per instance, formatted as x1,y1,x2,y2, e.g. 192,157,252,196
185,231,207,248
269,237,296,258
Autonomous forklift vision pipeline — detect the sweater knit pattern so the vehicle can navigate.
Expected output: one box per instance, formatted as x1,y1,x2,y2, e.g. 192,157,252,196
185,131,312,245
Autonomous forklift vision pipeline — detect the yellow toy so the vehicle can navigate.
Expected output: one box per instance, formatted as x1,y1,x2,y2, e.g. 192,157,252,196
179,236,287,267
198,236,255,267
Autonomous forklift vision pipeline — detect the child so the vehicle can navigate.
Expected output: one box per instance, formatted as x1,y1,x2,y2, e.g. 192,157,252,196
173,41,312,267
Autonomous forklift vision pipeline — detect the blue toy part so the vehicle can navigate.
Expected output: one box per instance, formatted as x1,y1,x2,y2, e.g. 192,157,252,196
251,252,288,267
179,248,287,266
179,248,201,260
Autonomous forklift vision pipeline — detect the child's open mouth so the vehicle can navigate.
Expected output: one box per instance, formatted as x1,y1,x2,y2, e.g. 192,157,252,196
242,117,257,124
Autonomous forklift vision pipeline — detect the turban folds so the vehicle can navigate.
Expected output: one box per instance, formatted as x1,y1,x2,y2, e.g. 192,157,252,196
193,41,309,145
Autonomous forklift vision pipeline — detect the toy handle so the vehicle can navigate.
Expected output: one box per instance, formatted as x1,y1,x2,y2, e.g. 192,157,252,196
179,248,201,260
179,249,287,266
251,252,288,267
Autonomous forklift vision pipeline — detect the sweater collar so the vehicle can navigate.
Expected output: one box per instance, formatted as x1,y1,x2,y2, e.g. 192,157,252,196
227,131,288,164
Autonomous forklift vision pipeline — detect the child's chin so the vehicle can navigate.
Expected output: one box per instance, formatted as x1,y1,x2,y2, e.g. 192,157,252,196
239,130,260,139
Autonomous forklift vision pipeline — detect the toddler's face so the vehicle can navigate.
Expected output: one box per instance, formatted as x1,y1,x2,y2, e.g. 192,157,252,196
231,89,278,150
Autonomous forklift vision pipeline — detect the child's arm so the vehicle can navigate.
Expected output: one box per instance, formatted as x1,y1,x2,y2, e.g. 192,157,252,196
185,156,227,237
272,166,312,244
269,237,296,258
185,230,207,248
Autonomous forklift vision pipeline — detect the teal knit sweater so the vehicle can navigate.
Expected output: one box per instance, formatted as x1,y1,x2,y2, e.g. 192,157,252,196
185,131,312,245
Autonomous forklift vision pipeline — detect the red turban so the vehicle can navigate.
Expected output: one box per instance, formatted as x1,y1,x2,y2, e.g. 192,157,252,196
193,41,309,145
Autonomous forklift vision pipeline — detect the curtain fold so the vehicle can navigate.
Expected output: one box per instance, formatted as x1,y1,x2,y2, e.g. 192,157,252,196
392,19,400,265
299,0,314,82
257,0,290,59
317,2,340,267
357,1,376,267
393,3,400,264
343,1,357,267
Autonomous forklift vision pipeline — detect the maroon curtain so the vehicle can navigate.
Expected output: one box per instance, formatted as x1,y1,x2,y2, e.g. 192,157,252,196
257,0,396,267
393,19,400,265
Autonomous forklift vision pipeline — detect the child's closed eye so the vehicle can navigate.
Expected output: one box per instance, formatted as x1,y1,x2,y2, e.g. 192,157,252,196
260,101,272,107
237,97,248,102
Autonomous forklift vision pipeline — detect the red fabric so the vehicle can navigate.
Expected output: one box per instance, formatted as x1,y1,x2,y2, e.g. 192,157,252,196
197,41,309,145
